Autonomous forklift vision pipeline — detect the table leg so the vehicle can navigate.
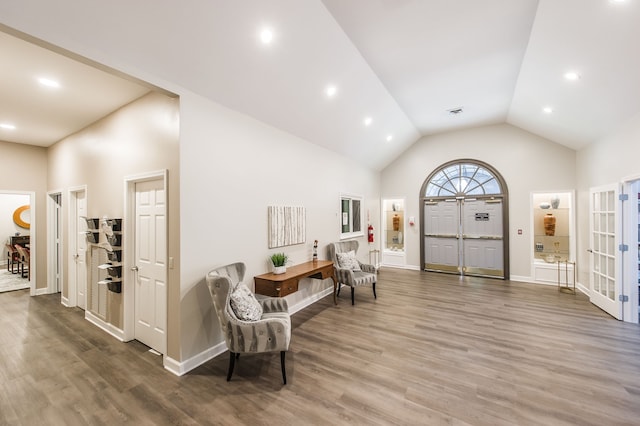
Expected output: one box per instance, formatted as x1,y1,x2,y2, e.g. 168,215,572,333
331,272,338,305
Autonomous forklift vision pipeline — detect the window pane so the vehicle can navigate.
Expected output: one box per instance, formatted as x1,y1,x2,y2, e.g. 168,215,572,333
352,200,361,232
608,278,615,300
341,199,350,233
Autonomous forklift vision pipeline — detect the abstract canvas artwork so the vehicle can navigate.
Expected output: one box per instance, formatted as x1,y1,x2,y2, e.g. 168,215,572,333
268,206,306,248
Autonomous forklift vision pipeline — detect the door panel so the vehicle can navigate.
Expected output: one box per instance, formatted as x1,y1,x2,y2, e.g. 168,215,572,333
424,236,459,273
424,200,460,272
134,179,167,354
462,199,504,277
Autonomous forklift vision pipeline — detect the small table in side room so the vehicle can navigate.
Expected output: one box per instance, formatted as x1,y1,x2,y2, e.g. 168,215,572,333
254,260,337,304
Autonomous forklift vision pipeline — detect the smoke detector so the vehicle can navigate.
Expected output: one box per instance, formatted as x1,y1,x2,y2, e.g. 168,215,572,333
447,107,464,115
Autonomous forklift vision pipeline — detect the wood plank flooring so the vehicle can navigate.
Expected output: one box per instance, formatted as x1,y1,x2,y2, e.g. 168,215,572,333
2,269,640,425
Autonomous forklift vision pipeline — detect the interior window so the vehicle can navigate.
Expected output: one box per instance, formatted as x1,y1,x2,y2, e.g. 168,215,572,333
340,195,363,239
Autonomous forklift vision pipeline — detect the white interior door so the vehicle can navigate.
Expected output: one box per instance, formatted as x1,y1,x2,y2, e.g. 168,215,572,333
424,200,460,273
47,192,63,294
462,199,504,277
74,190,87,310
589,185,622,320
134,179,167,354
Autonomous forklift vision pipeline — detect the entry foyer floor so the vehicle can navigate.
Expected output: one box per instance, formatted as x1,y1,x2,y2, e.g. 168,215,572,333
1,269,640,425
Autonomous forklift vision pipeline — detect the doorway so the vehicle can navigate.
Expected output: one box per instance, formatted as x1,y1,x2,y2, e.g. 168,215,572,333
0,191,35,293
47,191,63,294
621,178,640,323
123,171,168,355
420,160,509,279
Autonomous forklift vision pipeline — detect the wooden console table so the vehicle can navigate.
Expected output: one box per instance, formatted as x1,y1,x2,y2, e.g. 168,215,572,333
254,260,337,304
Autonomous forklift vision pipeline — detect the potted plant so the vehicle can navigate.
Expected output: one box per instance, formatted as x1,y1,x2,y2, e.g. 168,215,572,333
270,252,289,274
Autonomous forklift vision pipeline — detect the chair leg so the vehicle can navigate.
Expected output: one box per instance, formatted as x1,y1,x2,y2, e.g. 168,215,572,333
337,283,341,296
351,287,355,305
227,351,237,381
373,281,377,299
280,351,287,385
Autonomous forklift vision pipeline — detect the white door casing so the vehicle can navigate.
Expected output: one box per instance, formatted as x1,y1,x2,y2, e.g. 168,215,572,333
589,184,622,320
133,178,167,354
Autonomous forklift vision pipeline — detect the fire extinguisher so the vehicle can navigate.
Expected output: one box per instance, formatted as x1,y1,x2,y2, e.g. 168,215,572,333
368,224,374,243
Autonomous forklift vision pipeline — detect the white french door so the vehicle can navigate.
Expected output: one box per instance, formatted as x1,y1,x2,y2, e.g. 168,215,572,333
589,184,622,320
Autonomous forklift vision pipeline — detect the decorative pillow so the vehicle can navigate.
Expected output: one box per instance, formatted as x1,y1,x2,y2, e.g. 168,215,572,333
230,283,263,321
336,250,361,271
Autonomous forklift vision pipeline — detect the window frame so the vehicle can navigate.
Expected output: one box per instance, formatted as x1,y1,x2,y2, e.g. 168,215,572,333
340,194,364,239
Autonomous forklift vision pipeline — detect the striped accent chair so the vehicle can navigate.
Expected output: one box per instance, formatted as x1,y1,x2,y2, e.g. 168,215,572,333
328,241,377,305
206,262,291,384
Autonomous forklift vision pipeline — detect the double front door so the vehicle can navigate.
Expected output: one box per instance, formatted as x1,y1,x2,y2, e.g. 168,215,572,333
424,198,504,278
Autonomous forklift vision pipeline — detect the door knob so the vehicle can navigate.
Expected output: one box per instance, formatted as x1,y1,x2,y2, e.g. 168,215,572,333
131,266,139,272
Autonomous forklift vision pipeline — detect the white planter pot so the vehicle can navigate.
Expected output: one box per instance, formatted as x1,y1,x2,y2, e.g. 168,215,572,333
273,266,286,275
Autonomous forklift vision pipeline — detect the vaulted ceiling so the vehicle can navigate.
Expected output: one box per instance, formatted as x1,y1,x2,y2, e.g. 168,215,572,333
1,0,639,171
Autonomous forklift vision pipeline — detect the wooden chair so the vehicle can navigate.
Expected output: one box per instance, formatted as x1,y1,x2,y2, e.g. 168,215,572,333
5,244,19,274
14,244,30,279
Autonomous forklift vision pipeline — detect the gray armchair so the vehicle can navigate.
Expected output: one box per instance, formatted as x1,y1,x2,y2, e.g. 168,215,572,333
328,241,377,305
206,262,291,384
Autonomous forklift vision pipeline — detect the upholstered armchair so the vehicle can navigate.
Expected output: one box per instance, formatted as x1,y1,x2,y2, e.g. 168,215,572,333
328,241,377,305
206,262,291,384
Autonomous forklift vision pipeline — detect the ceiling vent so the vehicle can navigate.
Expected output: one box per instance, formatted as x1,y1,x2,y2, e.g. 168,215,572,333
447,107,464,115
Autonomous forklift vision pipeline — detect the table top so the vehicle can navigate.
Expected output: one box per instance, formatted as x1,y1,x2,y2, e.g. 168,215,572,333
254,260,333,282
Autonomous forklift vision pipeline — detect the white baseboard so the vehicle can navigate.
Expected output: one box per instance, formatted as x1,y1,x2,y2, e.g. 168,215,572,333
61,296,70,307
164,341,228,376
379,264,421,271
34,287,49,295
85,311,125,341
288,286,334,315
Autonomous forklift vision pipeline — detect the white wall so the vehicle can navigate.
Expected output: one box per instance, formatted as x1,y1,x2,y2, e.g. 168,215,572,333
179,91,380,361
576,110,640,285
381,123,577,279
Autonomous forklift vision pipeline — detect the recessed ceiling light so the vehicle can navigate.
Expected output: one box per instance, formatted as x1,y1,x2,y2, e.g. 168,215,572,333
564,72,580,81
543,107,553,114
325,85,337,98
259,28,274,44
386,134,393,142
38,77,61,88
363,117,372,126
0,123,16,130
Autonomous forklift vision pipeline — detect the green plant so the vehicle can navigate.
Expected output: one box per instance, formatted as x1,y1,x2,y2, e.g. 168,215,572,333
270,252,288,267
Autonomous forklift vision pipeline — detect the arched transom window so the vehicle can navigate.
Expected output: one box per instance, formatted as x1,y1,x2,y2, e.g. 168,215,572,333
425,162,502,197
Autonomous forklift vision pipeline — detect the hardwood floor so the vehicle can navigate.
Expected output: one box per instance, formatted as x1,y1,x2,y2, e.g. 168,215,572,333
2,269,640,425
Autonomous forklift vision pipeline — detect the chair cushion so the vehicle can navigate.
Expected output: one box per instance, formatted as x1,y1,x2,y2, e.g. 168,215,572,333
336,250,361,271
230,283,263,321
